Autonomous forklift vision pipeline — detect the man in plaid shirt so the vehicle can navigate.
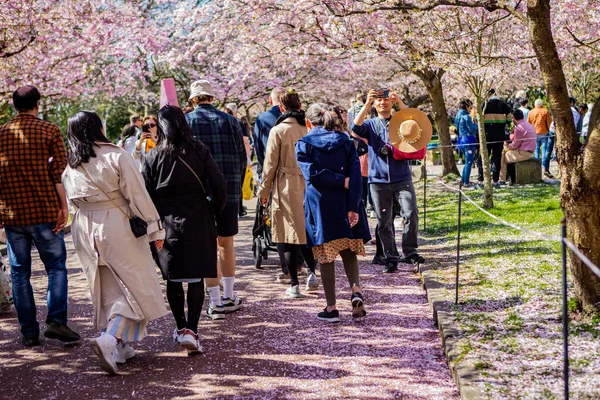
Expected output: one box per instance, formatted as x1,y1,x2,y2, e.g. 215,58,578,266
186,80,246,320
0,86,80,346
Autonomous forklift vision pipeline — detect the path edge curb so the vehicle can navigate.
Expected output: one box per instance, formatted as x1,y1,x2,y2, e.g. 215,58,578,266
420,268,485,400
1,224,72,257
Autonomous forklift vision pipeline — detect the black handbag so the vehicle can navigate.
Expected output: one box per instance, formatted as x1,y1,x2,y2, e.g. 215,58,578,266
352,137,369,157
129,215,148,238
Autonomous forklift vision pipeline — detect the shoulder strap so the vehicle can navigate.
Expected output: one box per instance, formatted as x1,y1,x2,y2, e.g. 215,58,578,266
79,164,131,219
177,156,207,195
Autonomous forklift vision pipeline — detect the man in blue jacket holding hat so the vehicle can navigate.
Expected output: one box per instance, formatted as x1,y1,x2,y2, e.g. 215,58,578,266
351,88,428,273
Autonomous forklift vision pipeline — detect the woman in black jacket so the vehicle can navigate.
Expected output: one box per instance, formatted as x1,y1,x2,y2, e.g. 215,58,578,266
142,105,226,354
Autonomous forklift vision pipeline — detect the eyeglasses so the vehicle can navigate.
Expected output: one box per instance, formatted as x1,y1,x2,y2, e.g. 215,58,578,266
148,123,156,128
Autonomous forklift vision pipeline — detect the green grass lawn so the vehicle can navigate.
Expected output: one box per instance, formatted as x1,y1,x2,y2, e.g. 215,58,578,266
418,181,600,399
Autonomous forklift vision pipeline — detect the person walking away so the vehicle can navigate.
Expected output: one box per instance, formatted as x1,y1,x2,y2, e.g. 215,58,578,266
253,87,286,177
143,106,227,354
186,80,246,319
0,85,79,347
518,98,530,121
296,104,371,322
527,99,553,178
454,100,479,187
223,103,251,217
499,109,537,184
117,124,139,165
476,89,512,188
351,88,428,273
258,89,318,297
61,111,168,374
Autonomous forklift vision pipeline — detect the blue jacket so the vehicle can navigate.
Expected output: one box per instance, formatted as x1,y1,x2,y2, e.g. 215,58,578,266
454,109,478,149
253,105,282,175
351,118,412,184
296,127,371,247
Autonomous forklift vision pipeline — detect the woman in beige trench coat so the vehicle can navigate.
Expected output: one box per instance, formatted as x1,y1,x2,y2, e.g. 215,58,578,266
62,111,168,375
258,89,317,298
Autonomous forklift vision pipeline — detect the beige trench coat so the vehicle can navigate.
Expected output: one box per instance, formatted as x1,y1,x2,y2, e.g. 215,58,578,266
258,117,308,244
62,143,168,331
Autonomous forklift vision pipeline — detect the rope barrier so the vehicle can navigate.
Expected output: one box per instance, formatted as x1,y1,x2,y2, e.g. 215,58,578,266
432,178,600,280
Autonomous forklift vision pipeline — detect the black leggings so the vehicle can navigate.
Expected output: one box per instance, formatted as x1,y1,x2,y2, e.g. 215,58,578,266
166,280,205,334
277,243,316,286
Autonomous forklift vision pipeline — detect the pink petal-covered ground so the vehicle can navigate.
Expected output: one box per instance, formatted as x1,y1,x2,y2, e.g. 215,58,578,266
0,199,457,399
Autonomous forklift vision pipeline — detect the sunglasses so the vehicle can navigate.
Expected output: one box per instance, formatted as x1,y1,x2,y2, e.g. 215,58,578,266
147,123,156,128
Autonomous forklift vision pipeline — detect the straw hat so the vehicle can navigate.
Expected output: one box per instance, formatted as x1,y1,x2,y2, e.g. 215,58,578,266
388,108,433,153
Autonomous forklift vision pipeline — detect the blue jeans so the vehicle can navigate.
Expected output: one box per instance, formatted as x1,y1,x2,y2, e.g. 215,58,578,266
5,223,68,337
461,146,476,185
547,134,556,167
535,134,551,171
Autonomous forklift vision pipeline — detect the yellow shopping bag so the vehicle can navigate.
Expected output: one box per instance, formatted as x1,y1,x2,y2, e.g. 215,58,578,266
242,165,254,201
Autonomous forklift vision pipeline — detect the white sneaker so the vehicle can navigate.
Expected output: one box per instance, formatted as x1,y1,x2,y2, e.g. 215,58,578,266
369,210,376,219
114,341,136,364
286,285,302,298
306,273,318,291
180,329,202,353
89,333,118,375
173,328,185,343
222,296,243,313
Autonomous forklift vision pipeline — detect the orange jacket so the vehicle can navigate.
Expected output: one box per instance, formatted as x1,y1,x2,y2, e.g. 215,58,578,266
527,107,552,134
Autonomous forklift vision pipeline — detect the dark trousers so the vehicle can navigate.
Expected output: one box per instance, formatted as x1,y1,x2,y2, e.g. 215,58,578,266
477,141,504,183
276,243,316,286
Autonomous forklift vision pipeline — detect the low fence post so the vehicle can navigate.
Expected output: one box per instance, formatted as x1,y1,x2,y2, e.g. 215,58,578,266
561,220,569,400
455,181,463,305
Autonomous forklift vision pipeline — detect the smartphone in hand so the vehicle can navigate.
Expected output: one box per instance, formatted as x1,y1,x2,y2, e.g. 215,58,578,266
374,88,390,98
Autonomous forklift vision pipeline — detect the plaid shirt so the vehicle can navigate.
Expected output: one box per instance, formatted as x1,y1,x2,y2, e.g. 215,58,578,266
186,104,246,204
0,114,67,226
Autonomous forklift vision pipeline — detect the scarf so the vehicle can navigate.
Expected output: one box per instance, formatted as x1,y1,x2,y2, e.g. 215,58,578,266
275,110,306,127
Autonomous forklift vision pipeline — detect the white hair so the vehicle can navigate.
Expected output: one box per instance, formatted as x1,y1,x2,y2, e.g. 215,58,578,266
270,87,286,106
535,99,544,107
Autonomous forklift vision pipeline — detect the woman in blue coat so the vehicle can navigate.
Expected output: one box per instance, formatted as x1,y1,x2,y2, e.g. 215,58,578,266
454,99,479,186
295,103,371,322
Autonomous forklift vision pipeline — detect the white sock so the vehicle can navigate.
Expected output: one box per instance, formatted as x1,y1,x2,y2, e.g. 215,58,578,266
207,286,222,306
222,276,235,299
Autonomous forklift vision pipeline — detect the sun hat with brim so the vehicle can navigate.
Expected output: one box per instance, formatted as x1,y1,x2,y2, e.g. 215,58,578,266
188,80,216,100
388,108,433,153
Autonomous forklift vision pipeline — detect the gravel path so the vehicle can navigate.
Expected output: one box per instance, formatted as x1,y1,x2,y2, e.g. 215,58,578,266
0,199,458,399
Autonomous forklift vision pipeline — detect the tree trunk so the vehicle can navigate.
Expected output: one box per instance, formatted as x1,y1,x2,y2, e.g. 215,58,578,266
474,97,494,208
527,0,600,314
416,68,460,177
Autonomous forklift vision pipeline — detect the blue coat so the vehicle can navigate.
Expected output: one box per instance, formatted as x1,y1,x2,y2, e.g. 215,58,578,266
295,127,371,247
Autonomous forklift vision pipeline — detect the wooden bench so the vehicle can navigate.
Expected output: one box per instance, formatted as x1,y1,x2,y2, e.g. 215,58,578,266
514,158,542,184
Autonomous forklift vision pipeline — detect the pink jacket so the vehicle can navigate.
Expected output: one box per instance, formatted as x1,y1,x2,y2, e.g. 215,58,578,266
509,120,537,152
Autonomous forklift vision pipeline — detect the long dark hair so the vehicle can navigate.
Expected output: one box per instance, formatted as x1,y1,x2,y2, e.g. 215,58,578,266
121,124,137,141
157,105,202,156
67,111,110,168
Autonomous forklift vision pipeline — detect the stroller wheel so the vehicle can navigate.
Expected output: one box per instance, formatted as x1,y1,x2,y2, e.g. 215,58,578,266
253,238,263,269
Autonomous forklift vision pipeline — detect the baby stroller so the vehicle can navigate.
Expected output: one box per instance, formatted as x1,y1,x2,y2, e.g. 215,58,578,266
252,201,278,269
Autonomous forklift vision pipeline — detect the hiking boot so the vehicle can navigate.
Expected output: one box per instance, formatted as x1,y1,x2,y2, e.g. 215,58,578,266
286,285,302,298
21,335,40,347
114,341,136,364
317,307,340,323
382,262,398,273
206,304,226,320
351,292,367,318
89,333,118,375
44,322,81,342
222,296,243,313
